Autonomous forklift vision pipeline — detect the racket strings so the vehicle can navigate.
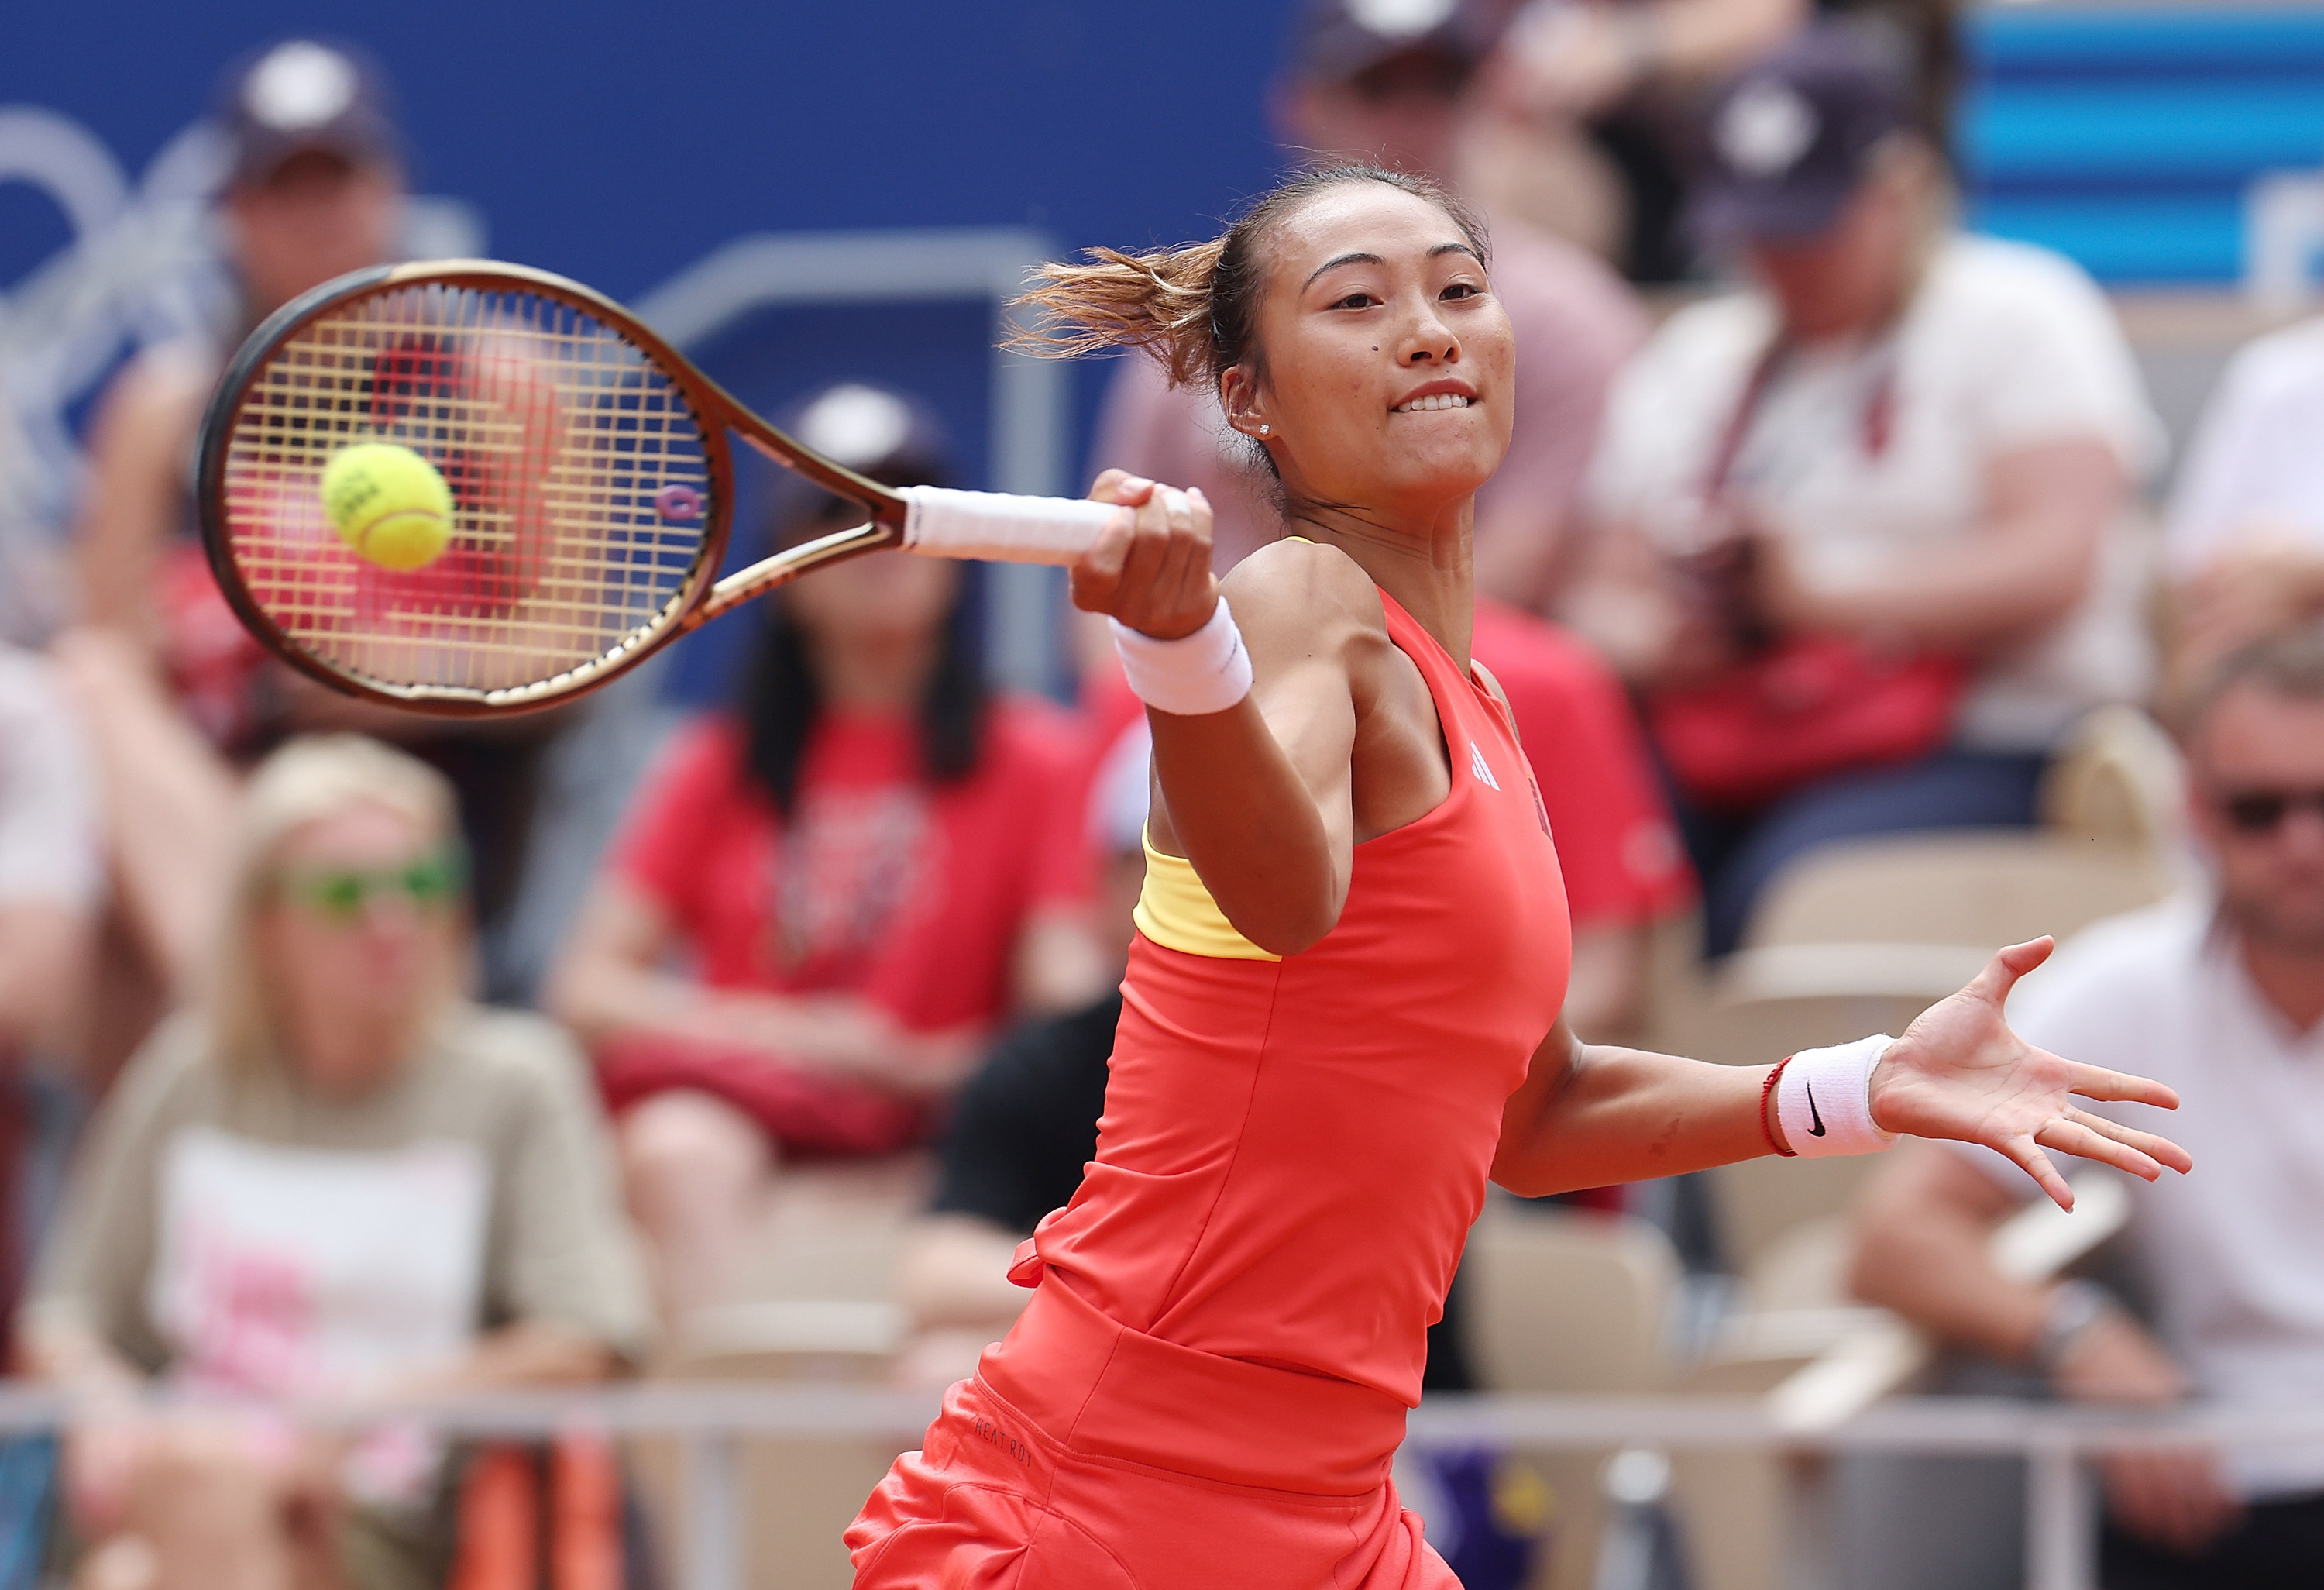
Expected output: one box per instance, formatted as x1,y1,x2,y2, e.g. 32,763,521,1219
219,284,717,700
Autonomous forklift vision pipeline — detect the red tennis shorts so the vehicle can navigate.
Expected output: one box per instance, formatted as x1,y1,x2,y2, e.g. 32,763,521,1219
847,1376,1452,1589
848,1279,1456,1588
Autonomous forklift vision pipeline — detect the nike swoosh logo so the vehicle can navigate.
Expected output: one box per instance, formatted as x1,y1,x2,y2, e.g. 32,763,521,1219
1806,1079,1827,1137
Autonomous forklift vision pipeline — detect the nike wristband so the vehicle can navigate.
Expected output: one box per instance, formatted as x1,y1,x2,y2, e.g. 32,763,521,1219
1775,1034,1899,1158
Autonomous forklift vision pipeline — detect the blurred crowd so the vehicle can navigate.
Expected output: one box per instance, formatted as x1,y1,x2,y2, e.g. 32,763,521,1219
6,2,2324,1588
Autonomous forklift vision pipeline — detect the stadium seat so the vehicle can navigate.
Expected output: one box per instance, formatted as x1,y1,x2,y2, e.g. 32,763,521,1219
1695,818,2173,1280
1467,1204,1681,1396
1739,829,2176,955
2037,704,2186,852
1461,1205,1682,1590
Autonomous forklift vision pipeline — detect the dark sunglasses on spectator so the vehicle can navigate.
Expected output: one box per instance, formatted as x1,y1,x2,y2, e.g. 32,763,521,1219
2212,789,2324,835
277,849,466,922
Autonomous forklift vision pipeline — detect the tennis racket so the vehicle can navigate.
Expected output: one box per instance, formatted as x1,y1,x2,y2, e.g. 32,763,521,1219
195,259,1118,717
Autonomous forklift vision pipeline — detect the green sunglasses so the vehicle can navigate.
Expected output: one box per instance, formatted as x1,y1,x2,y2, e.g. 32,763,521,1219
276,848,468,923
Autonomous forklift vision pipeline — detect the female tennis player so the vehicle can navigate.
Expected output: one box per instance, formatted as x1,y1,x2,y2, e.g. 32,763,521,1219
846,165,2191,1589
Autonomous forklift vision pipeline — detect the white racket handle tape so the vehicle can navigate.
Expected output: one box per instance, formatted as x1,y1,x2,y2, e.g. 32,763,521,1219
1776,1035,1900,1158
1109,598,1253,717
899,485,1122,566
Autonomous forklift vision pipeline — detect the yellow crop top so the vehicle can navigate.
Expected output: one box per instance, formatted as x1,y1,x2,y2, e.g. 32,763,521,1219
1129,535,1305,962
1133,828,1280,962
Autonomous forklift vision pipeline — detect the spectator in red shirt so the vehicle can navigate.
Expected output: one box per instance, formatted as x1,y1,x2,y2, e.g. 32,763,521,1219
547,384,1109,1325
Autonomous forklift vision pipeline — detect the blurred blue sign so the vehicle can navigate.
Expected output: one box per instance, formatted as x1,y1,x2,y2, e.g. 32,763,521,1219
0,0,1301,690
1962,5,2324,283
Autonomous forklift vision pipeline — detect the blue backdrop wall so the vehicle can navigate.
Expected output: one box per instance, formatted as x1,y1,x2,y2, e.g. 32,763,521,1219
0,1,1300,299
1,0,1308,697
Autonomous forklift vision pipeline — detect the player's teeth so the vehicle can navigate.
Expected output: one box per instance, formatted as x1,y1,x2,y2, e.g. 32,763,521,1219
1395,394,1470,412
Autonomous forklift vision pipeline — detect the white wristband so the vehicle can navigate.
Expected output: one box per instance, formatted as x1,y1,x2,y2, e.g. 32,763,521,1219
1776,1035,1899,1158
1109,598,1253,717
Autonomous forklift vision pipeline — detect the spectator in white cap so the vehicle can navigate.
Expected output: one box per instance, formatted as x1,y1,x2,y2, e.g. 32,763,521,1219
892,716,1153,1389
548,382,1106,1330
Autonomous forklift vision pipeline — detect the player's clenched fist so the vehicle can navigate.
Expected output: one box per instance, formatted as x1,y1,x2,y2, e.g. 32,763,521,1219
1071,470,1219,641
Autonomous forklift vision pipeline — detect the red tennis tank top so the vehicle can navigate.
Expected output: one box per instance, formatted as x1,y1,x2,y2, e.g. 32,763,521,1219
998,587,1571,1465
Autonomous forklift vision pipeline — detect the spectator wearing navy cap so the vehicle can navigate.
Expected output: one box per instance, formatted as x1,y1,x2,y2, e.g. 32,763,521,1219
1471,0,1959,285
1570,20,2160,957
55,42,418,1082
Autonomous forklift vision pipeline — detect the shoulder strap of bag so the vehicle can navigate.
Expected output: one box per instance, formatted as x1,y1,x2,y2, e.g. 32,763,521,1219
1703,329,1789,503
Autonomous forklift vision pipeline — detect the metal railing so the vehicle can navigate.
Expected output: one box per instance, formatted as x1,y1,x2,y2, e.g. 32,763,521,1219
5,1384,2315,1590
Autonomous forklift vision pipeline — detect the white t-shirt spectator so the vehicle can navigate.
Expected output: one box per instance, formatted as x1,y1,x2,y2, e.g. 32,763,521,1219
0,644,101,913
2167,316,2324,575
1587,234,2162,753
1962,897,2324,1500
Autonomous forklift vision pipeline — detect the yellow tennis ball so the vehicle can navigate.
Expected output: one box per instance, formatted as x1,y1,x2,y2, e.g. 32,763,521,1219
320,442,455,571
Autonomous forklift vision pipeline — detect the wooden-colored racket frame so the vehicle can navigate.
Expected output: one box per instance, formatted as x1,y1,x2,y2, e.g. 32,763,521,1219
197,259,916,718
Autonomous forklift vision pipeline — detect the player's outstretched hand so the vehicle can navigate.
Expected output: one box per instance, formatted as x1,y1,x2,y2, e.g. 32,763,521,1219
1070,470,1219,641
1868,937,2192,1211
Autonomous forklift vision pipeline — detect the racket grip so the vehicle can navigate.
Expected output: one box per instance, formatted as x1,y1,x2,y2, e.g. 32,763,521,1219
899,486,1121,566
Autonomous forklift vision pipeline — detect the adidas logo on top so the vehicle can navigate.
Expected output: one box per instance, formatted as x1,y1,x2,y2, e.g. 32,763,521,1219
1468,741,1500,790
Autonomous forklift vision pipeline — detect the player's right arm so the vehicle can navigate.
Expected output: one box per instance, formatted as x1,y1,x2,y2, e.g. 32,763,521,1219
1070,471,1367,958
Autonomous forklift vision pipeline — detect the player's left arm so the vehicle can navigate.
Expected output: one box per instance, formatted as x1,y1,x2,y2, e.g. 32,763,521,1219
1490,938,2190,1210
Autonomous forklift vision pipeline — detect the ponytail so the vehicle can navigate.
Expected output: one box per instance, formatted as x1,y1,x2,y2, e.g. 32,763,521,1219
1009,238,1227,391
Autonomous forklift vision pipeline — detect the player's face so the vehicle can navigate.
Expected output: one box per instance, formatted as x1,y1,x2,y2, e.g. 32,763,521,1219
1232,184,1514,525
227,150,404,316
2193,683,2324,952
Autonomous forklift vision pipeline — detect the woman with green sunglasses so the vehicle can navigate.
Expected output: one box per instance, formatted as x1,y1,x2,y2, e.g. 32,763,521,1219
19,734,651,1590
273,844,466,926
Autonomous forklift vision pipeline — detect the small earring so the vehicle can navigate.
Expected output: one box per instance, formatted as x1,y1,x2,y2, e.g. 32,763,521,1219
1257,424,1271,435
